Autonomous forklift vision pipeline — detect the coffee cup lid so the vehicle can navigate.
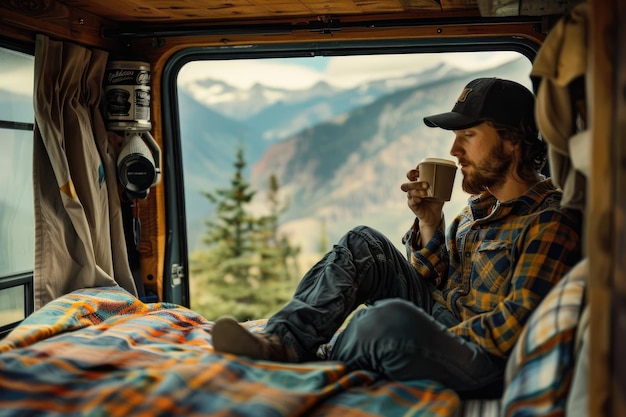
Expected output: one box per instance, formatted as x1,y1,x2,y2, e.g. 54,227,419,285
419,158,457,167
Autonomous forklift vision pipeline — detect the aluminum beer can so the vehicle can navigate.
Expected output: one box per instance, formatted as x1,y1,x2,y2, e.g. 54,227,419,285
104,60,151,131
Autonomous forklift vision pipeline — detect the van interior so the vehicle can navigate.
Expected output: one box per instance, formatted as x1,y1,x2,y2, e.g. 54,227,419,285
0,0,622,416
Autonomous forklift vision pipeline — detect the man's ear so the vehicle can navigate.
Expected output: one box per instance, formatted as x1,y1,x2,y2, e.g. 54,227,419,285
504,137,518,154
508,141,524,177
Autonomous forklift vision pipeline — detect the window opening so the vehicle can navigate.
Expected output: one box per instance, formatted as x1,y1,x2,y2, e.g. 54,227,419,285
176,49,533,321
0,44,35,329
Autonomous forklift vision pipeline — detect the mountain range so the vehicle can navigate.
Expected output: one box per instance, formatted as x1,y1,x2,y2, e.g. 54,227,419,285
178,56,533,253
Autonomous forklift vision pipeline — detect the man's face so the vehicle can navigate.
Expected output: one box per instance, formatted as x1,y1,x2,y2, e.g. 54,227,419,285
450,122,514,195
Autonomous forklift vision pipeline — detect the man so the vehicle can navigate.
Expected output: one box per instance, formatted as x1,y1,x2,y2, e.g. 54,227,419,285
212,78,582,396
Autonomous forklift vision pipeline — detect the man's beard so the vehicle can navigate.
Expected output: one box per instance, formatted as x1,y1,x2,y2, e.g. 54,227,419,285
461,142,513,195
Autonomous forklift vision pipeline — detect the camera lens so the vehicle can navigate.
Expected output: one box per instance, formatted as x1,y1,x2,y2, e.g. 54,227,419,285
118,154,156,192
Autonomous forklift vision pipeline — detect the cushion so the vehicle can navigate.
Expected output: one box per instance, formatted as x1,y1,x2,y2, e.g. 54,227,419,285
501,258,587,417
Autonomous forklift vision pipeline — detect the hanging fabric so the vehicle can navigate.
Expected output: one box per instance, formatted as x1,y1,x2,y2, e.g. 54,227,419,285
32,34,138,309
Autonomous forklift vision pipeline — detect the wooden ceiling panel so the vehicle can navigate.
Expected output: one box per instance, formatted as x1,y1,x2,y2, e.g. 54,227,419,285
61,0,169,21
351,1,411,13
298,0,406,15
294,2,361,15
398,0,445,11
228,0,315,14
440,0,479,12
58,0,471,24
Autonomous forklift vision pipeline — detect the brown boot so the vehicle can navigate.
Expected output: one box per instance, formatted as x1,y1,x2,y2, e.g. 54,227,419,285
212,317,297,362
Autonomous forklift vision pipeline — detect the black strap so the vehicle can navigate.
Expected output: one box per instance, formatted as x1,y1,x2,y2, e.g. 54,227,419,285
122,200,146,299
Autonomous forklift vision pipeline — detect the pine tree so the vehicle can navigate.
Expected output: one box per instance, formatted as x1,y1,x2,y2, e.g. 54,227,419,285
189,147,301,321
317,218,329,256
191,146,262,319
256,174,300,307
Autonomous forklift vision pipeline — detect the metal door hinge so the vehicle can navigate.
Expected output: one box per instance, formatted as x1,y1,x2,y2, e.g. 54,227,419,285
171,263,184,286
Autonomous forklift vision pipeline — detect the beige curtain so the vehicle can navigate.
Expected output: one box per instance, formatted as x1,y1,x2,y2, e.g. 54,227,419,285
32,34,137,309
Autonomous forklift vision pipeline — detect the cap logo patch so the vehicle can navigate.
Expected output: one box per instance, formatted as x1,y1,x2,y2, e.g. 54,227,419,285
457,88,472,103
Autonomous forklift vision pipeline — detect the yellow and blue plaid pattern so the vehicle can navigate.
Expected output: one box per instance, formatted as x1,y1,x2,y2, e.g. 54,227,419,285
0,287,461,416
407,180,581,358
502,260,587,416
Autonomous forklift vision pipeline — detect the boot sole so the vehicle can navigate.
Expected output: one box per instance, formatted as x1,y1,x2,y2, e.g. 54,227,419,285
212,317,269,360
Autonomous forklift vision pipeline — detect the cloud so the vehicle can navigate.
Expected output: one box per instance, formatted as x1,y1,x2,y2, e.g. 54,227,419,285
1,47,521,97
325,51,522,88
0,50,34,96
0,68,33,95
324,54,437,88
179,50,523,91
179,60,324,90
438,51,523,71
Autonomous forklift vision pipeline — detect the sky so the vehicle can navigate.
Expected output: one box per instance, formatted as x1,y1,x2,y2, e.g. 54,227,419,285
0,49,523,96
178,51,523,90
0,48,34,96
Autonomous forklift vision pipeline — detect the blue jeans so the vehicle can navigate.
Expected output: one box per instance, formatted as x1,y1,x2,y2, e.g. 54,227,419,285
264,225,505,394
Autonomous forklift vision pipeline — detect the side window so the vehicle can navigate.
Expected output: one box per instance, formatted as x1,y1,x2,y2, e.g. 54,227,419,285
176,49,533,321
0,45,35,334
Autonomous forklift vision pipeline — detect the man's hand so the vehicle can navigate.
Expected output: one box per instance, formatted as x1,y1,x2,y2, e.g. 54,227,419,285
401,167,444,243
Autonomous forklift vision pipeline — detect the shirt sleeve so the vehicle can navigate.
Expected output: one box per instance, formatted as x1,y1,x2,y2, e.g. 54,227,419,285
448,209,582,358
402,217,449,287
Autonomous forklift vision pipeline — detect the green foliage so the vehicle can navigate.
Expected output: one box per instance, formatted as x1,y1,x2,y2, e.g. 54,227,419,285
317,218,329,256
190,146,300,321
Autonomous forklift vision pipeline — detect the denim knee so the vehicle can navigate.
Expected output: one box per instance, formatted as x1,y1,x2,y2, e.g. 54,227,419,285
344,225,386,245
350,299,426,339
331,298,504,388
330,299,429,371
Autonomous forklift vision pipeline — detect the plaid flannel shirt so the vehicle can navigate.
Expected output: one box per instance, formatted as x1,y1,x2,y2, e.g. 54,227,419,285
403,179,581,358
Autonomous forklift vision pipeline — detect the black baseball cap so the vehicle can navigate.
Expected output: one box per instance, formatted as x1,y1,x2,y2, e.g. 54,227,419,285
423,78,536,131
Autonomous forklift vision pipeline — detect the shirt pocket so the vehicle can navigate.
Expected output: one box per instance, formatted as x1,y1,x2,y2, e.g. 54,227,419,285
472,240,512,298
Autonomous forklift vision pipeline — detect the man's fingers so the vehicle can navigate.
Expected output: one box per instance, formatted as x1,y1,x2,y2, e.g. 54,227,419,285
406,168,419,181
401,181,429,192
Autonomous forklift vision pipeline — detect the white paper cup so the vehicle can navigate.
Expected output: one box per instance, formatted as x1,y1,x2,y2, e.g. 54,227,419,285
418,158,458,201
